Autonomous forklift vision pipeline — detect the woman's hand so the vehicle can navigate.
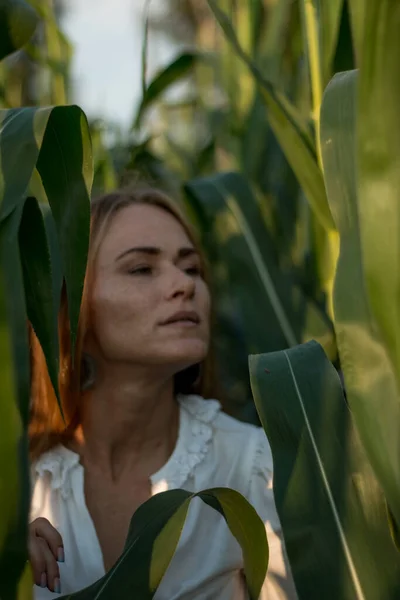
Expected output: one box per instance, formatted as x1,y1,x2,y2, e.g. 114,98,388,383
28,517,64,594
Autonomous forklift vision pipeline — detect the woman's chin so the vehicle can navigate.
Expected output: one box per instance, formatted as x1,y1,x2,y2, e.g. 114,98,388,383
159,338,208,368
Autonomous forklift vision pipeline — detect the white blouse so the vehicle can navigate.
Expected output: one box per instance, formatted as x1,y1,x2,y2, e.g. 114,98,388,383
30,395,297,599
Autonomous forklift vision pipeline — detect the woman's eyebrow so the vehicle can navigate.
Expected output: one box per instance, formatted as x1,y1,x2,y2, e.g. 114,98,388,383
115,246,198,262
177,247,198,259
116,246,160,262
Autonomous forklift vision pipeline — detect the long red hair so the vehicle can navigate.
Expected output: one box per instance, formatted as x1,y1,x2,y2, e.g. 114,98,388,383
29,187,217,462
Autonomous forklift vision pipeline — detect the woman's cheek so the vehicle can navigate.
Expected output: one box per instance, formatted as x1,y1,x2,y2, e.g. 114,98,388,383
199,282,211,317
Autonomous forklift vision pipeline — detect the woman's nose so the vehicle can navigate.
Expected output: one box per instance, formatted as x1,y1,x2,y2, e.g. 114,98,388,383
166,267,195,299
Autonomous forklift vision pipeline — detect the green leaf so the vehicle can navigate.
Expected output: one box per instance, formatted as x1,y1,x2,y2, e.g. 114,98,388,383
0,258,20,572
19,197,59,401
347,0,366,65
194,137,216,174
249,340,400,599
91,125,118,194
357,1,400,412
300,0,344,169
239,0,293,185
41,204,63,347
0,207,29,423
0,105,93,358
301,0,344,89
60,488,268,600
0,207,30,597
185,172,334,354
387,503,400,552
257,0,293,81
0,240,22,595
42,5,68,104
319,0,345,80
207,0,335,232
141,0,151,97
320,67,400,536
36,108,92,357
134,51,205,128
0,104,91,597
0,0,39,61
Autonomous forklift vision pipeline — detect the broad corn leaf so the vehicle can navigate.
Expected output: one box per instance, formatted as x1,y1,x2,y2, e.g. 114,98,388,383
59,488,268,600
357,1,400,411
250,341,400,599
0,207,30,597
321,67,400,532
0,104,93,594
0,106,92,359
0,246,23,598
19,197,58,402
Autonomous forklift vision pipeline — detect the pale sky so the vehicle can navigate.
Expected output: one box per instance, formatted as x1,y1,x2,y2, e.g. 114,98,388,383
62,0,180,133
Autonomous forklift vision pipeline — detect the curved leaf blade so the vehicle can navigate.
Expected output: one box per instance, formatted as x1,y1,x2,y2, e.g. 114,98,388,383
141,0,151,97
347,0,366,65
0,105,93,358
320,69,400,539
319,0,345,80
149,498,191,592
0,207,30,596
357,2,400,400
150,488,269,599
36,106,92,355
249,341,400,599
0,259,19,562
60,488,268,600
199,487,269,599
0,0,39,60
301,0,344,90
300,0,344,177
19,197,59,401
134,51,204,128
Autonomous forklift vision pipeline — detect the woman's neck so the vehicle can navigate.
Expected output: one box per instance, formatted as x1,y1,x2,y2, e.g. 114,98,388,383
71,365,180,483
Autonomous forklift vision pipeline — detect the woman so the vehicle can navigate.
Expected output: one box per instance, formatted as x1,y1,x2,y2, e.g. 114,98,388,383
29,187,297,599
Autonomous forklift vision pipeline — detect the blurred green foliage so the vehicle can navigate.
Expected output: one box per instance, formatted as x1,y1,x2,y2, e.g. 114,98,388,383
3,1,400,599
0,0,356,422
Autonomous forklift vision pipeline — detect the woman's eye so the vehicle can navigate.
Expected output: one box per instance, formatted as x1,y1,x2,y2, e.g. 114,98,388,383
185,266,202,277
129,266,152,275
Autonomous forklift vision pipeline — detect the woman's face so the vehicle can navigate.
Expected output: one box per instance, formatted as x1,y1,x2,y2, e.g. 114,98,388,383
87,203,211,374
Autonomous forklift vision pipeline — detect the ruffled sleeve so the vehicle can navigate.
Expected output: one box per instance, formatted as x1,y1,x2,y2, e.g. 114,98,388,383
249,428,298,600
30,445,81,523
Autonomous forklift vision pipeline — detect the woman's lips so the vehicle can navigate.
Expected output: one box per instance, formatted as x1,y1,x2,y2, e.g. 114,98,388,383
161,310,200,326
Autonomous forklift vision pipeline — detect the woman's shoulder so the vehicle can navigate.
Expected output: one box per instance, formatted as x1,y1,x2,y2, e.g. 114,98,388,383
181,396,283,532
30,443,81,503
180,393,268,438
179,394,273,482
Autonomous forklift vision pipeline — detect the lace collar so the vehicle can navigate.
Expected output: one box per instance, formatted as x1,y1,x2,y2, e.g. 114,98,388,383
34,395,221,497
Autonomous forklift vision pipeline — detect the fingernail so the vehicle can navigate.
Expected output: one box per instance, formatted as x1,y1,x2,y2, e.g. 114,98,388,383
54,577,61,594
57,546,65,562
40,572,47,588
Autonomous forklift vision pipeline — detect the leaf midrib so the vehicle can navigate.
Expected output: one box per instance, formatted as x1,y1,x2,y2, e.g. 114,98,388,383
283,350,365,600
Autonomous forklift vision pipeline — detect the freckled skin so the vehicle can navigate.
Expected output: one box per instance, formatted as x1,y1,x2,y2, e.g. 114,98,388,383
86,203,211,374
